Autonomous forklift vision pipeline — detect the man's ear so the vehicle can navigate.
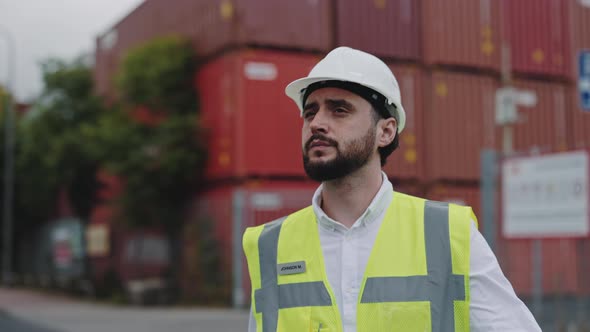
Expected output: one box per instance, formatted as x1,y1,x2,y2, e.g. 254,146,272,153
377,117,397,148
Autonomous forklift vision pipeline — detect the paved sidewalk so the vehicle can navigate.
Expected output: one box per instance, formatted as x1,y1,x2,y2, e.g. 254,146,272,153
0,287,249,332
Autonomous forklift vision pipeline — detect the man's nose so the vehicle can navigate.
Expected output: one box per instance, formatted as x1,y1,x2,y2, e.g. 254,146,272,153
309,109,329,134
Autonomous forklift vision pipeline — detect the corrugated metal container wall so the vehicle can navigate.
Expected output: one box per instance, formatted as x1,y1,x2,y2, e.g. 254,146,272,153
156,0,333,55
336,0,420,60
498,239,580,296
570,0,590,76
511,80,568,153
196,49,318,180
94,0,332,97
422,0,501,71
391,182,424,197
425,71,498,181
425,184,481,223
112,1,156,52
383,65,425,180
94,32,124,100
181,180,317,303
94,37,110,98
502,0,571,79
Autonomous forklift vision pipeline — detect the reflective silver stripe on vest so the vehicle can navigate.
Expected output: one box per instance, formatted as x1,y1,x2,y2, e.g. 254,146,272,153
255,217,332,332
361,201,466,332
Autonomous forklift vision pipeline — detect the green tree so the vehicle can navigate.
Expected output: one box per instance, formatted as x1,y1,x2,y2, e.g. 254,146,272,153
16,58,104,222
116,35,198,114
94,36,206,230
87,109,206,229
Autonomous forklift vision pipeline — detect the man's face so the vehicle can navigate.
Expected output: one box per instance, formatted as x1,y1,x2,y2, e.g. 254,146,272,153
301,87,378,182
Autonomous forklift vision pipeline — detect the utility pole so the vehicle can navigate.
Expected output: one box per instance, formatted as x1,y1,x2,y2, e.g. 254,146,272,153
495,36,541,318
1,25,16,286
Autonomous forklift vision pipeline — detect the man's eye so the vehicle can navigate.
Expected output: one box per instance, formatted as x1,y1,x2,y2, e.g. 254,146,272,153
303,111,315,119
334,108,347,114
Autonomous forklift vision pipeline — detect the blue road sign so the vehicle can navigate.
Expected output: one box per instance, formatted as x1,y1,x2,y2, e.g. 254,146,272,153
580,50,590,110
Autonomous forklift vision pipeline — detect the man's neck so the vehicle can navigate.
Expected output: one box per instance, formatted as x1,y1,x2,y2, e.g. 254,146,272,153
320,164,384,229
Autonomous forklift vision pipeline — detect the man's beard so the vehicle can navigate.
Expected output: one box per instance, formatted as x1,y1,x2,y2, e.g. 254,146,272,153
303,127,375,182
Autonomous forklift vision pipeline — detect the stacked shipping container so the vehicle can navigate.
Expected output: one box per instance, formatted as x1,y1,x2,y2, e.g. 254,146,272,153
498,239,581,296
181,180,317,304
94,0,332,98
424,71,498,181
383,64,425,180
93,0,590,321
196,49,318,179
422,0,502,72
502,0,572,79
335,0,420,60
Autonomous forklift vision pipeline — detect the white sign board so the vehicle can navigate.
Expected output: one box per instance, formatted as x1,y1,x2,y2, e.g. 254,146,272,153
502,151,590,238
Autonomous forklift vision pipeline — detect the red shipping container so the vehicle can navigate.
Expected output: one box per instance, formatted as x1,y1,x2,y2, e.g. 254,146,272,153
511,79,569,153
383,65,425,180
94,37,111,98
498,239,580,296
336,0,420,60
182,180,318,304
422,0,502,71
425,184,482,224
159,0,333,54
196,49,319,180
94,0,332,97
502,0,572,79
425,71,499,181
392,181,424,197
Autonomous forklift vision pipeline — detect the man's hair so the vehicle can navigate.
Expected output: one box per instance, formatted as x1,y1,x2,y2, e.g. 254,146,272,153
371,106,400,167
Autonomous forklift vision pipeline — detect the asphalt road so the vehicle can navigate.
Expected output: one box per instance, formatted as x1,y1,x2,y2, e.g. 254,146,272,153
0,287,249,332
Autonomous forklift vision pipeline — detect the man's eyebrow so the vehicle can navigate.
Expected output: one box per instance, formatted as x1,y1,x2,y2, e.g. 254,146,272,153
326,99,354,110
303,101,318,111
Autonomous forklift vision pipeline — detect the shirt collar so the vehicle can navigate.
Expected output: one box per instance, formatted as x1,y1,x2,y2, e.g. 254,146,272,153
312,172,394,233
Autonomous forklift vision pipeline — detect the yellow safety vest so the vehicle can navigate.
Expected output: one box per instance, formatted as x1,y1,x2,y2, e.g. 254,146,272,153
243,191,475,332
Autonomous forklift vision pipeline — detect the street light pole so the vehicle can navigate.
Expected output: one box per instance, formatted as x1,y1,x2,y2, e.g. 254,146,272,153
1,25,16,286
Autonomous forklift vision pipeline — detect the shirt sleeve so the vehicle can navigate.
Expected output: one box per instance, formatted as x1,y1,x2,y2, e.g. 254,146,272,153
469,221,542,331
248,305,256,332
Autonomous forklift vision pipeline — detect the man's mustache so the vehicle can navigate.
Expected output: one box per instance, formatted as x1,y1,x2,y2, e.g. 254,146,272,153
305,134,338,152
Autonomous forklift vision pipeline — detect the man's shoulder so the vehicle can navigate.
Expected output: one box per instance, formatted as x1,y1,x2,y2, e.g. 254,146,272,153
247,205,314,231
394,191,474,215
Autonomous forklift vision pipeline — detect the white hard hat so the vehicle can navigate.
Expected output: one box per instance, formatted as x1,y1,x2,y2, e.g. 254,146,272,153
285,46,406,133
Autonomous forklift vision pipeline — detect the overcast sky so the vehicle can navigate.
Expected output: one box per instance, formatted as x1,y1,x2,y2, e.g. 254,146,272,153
0,0,143,101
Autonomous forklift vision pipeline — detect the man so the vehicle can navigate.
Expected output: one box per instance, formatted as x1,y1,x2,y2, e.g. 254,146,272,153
243,47,540,331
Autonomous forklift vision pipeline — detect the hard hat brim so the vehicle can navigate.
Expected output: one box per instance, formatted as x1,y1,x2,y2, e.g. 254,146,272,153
285,76,406,133
285,76,341,111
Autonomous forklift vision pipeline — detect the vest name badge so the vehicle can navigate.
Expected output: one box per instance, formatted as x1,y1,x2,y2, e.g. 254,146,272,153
277,261,306,275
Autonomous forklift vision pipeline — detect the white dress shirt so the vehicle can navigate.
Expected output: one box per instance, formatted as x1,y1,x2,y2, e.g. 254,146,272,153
249,173,541,331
